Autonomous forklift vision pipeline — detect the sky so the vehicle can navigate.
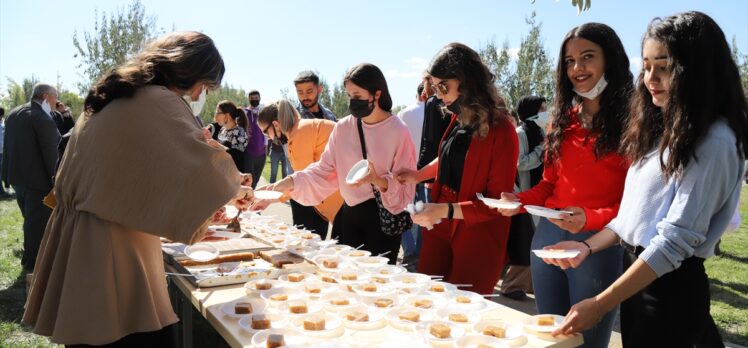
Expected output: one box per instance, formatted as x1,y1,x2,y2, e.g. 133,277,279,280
1,0,747,109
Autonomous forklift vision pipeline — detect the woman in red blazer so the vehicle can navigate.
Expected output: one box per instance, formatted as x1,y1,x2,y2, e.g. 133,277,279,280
398,42,518,295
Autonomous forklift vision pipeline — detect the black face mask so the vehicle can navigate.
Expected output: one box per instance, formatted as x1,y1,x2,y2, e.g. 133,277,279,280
272,127,288,145
446,96,462,115
349,98,374,118
249,100,260,107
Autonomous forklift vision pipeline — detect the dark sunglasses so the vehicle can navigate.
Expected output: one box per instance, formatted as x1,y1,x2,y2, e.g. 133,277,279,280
432,80,451,95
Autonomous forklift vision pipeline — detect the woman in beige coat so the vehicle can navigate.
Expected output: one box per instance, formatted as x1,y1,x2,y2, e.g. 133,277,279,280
22,31,252,346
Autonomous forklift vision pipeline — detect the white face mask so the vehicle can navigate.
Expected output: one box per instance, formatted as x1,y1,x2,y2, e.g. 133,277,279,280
41,99,52,115
574,75,608,100
528,111,549,130
183,87,207,116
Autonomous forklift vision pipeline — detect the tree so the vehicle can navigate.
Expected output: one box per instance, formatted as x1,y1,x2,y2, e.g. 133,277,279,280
59,90,85,118
73,0,157,93
1,76,39,111
531,0,591,14
732,37,748,101
329,82,349,119
199,84,247,126
479,12,555,109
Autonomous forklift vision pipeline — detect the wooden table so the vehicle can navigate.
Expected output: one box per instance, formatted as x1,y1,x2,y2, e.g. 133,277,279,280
167,270,582,348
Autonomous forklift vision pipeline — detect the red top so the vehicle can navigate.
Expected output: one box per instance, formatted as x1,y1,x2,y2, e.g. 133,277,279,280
516,107,628,231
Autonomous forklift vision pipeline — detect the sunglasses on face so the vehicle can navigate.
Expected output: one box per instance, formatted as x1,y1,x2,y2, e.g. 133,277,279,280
432,80,451,95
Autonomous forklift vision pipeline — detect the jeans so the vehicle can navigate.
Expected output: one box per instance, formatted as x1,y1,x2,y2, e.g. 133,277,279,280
13,185,52,271
531,218,622,348
269,147,287,183
401,184,426,258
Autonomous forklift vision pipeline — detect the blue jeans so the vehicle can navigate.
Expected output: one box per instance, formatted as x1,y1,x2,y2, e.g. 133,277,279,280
401,184,426,258
268,148,287,183
531,218,622,348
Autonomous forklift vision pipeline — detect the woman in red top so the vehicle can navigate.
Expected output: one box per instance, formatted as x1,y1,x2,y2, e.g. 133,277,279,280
398,42,518,295
498,23,632,347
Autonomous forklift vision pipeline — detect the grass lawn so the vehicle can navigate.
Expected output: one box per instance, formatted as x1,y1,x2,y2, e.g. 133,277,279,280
0,186,746,346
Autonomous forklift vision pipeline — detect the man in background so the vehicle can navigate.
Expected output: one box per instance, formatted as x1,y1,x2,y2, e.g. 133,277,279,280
2,84,61,271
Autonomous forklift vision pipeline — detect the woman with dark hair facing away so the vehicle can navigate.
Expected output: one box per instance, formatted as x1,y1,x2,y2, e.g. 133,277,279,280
23,32,253,347
253,99,344,239
397,42,519,295
215,100,249,171
545,12,747,347
496,23,633,347
264,63,416,263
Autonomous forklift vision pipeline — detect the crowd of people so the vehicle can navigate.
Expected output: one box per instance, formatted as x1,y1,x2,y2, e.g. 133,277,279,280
0,10,744,348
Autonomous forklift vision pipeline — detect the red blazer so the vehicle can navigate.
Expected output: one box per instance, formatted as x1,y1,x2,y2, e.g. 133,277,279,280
430,115,519,233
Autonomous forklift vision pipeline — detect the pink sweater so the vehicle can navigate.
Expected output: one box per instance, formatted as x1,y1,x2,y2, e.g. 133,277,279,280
291,115,416,214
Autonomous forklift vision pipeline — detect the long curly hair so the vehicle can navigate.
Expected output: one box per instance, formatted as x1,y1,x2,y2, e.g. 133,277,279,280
427,42,509,138
621,11,748,179
84,31,225,115
545,23,633,164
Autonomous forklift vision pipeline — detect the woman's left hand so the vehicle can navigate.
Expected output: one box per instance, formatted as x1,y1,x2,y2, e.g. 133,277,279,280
548,206,586,233
552,297,605,337
411,203,445,230
351,160,387,189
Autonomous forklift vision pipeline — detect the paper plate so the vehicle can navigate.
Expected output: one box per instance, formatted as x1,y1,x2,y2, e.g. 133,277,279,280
289,313,344,338
474,319,525,342
251,328,307,348
340,305,387,330
523,205,573,219
184,243,219,262
416,320,466,344
522,314,565,333
253,190,284,200
477,193,522,210
220,298,267,319
238,313,287,334
345,159,369,184
531,249,581,259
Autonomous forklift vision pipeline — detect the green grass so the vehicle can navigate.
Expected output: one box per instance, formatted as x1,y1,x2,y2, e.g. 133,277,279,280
704,187,748,345
1,187,746,346
0,195,58,347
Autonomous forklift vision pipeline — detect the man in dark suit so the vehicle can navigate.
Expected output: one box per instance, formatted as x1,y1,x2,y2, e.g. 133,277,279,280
2,83,61,271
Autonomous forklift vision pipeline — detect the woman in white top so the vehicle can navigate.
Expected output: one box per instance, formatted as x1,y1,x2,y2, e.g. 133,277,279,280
544,12,748,347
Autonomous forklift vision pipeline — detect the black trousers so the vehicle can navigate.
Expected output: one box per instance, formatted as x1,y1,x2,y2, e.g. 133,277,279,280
337,198,401,265
244,154,266,189
13,185,51,271
621,249,724,348
290,199,330,239
66,323,176,348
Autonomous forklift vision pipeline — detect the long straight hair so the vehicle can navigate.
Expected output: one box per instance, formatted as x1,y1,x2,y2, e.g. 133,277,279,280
622,11,748,178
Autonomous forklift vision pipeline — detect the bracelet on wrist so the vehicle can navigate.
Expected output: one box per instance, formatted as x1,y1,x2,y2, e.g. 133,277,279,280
581,240,593,256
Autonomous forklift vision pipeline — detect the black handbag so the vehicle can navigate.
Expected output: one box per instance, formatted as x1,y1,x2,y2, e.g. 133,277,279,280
355,117,412,236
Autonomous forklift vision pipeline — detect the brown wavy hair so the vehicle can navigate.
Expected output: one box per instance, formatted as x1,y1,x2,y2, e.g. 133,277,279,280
427,42,509,138
545,23,633,164
84,31,225,115
622,12,748,179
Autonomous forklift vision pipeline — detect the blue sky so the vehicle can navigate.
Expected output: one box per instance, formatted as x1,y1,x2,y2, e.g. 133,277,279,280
1,0,746,109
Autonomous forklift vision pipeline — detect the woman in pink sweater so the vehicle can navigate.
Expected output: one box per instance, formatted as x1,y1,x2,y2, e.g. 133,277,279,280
265,63,416,263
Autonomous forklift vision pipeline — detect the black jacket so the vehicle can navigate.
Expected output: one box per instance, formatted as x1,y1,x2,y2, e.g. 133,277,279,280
1,102,61,192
